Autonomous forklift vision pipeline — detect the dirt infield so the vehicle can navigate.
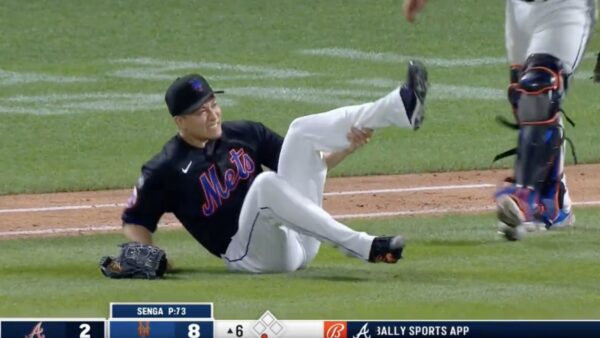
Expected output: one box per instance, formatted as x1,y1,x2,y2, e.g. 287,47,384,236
1,164,599,239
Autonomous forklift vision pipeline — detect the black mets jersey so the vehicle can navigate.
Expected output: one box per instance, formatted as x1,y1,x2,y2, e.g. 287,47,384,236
122,121,284,256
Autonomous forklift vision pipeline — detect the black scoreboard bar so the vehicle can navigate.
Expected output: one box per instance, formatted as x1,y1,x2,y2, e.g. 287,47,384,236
1,319,105,338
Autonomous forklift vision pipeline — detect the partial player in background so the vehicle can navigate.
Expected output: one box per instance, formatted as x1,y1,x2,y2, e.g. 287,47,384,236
594,51,600,83
403,0,597,240
106,61,428,275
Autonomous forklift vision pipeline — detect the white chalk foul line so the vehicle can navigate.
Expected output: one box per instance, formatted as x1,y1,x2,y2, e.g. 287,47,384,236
334,206,496,219
335,200,600,219
0,183,494,214
323,183,495,196
0,203,127,214
0,223,182,237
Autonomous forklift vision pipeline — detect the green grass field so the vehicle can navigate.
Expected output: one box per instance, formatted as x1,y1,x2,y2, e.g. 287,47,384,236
1,0,599,320
1,0,599,194
1,210,600,319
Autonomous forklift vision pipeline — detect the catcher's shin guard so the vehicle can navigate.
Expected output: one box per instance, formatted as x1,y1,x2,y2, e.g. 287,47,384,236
514,54,565,192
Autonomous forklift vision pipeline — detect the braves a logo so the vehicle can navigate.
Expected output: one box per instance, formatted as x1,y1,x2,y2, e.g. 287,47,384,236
200,148,255,216
25,322,45,338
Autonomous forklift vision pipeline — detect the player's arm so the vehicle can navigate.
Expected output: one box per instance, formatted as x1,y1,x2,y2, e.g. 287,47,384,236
403,0,428,22
122,222,175,272
323,127,373,169
123,223,154,245
254,122,284,170
121,161,168,244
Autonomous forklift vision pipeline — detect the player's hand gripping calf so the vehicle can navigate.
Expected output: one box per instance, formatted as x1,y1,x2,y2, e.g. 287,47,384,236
324,128,373,169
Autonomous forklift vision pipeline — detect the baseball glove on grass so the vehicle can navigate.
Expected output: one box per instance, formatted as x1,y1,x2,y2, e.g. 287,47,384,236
100,242,167,279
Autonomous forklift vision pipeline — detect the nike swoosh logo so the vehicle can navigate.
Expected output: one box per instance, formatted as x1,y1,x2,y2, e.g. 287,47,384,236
181,160,192,174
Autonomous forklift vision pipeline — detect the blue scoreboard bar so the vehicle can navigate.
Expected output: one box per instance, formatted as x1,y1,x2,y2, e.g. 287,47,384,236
111,302,213,319
109,320,213,338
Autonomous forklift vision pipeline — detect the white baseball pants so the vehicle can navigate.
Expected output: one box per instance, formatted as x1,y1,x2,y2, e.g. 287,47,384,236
505,0,596,73
223,88,413,273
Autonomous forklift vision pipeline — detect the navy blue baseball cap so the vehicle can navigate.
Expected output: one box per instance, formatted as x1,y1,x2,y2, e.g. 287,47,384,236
165,74,224,116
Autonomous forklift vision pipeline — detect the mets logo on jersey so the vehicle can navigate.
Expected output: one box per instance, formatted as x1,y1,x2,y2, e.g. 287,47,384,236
199,148,256,216
324,321,347,338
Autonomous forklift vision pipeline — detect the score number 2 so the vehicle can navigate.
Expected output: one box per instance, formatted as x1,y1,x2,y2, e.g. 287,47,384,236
79,323,91,338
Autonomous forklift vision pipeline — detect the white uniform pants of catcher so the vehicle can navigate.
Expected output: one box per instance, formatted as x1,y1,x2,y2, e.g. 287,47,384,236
222,88,413,273
505,0,597,213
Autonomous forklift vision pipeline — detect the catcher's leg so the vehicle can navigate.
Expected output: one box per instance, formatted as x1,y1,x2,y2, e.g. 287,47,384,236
498,0,594,232
525,0,595,75
520,0,595,228
495,53,569,229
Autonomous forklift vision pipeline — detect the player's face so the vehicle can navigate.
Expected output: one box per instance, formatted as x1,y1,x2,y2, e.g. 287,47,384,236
179,97,223,143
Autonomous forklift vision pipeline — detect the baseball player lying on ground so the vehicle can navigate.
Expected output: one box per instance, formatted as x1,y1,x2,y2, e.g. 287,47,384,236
100,61,428,277
405,0,597,240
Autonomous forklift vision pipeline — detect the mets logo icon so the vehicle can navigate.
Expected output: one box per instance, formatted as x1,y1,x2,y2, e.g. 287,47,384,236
137,321,151,338
324,321,347,338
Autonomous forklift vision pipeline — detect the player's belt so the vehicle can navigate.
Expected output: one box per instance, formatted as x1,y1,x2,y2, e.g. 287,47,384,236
520,0,548,2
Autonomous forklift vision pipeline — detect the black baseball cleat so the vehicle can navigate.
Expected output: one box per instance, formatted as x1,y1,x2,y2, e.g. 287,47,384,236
400,60,429,130
368,236,405,263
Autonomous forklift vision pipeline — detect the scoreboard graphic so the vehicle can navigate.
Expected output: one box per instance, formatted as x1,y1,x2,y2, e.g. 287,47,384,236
1,303,600,338
108,303,213,338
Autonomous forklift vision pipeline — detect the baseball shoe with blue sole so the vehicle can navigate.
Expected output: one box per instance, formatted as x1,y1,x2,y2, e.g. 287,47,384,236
497,210,574,241
496,188,575,240
526,209,576,231
401,60,428,130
